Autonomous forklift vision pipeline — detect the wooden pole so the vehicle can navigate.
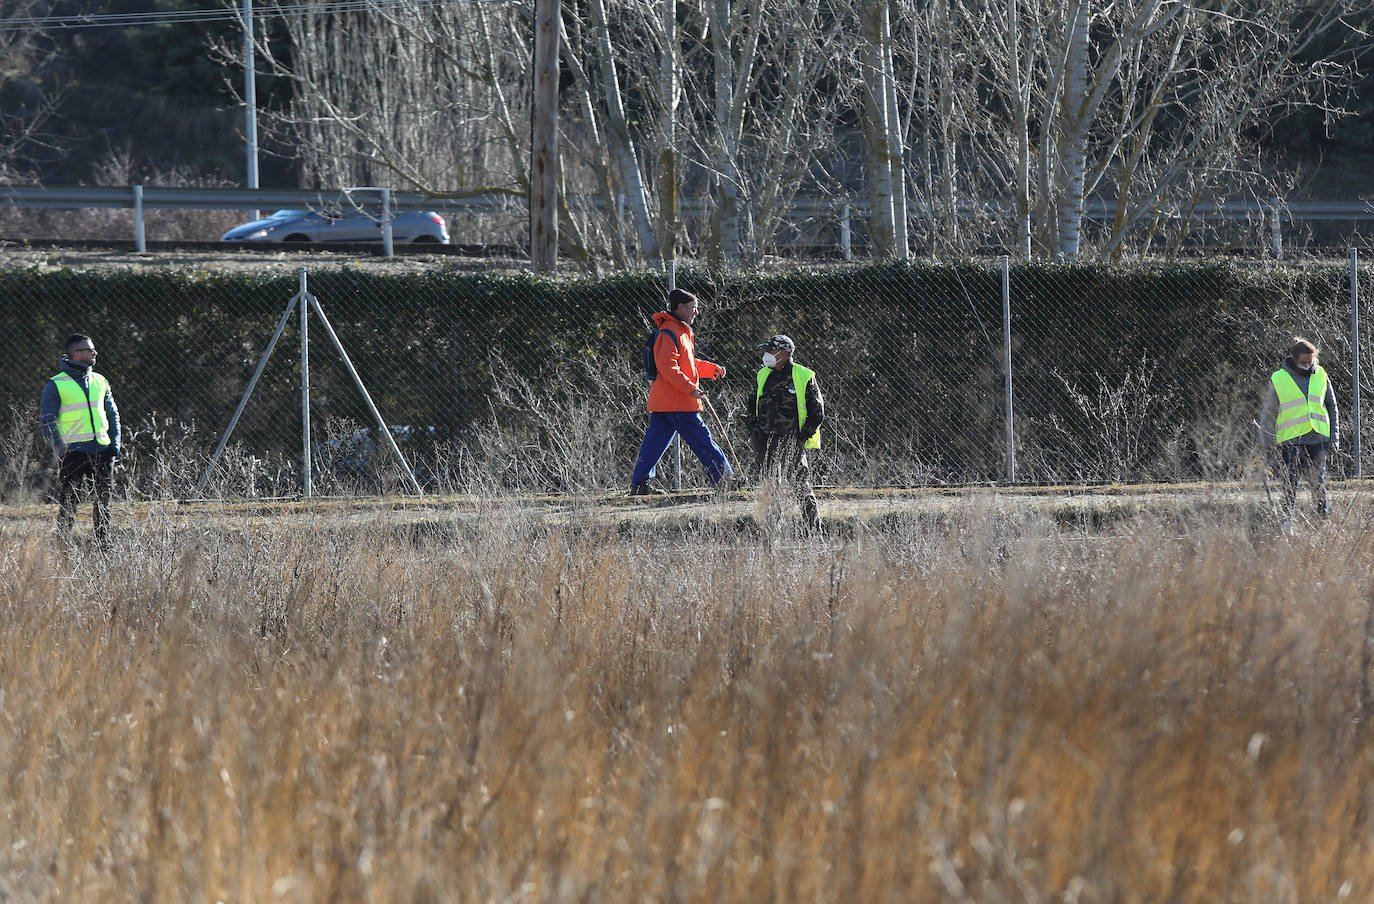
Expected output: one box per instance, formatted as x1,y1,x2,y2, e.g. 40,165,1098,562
657,0,678,274
531,0,560,272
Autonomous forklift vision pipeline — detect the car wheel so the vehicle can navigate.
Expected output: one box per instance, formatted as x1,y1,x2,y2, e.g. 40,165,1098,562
412,234,440,244
283,234,311,242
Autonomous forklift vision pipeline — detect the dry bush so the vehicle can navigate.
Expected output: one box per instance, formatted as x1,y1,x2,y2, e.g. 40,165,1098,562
0,401,50,504
2,501,1373,901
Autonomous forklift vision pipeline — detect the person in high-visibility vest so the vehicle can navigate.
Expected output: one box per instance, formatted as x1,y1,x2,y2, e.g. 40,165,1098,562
744,334,824,533
38,334,122,544
1259,336,1338,521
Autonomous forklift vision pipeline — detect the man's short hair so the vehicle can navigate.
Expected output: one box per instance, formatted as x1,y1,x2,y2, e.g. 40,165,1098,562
667,288,697,312
1289,336,1318,359
64,334,92,354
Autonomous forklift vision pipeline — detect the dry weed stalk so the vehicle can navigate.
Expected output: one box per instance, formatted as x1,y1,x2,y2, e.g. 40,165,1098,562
1,502,1373,901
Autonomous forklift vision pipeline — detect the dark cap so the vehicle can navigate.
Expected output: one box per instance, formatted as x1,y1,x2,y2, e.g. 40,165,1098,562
667,288,698,312
759,334,794,352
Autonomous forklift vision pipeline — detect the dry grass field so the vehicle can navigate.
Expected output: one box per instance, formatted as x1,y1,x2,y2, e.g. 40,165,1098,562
2,490,1373,902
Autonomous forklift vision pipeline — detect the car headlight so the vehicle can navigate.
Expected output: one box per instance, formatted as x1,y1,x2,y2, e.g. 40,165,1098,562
247,227,273,240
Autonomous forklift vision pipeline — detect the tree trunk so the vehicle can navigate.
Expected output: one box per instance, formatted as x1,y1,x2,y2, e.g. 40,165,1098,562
711,0,741,267
658,0,678,274
559,20,629,269
879,0,909,259
1056,0,1090,259
1007,0,1032,260
589,0,660,263
861,0,897,259
935,0,957,254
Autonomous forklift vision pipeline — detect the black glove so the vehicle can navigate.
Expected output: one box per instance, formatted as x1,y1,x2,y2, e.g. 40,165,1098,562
100,446,119,462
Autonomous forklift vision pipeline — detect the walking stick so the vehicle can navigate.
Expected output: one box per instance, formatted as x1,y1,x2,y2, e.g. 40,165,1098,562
704,396,743,481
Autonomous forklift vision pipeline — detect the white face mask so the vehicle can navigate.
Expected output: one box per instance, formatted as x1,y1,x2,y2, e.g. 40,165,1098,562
762,351,779,368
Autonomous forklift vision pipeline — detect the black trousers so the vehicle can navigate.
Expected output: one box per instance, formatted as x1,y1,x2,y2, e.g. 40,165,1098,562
1280,441,1329,517
57,450,113,540
752,431,820,531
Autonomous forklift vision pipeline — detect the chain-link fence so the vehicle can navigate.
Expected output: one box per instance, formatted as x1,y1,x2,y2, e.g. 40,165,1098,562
1,257,1370,500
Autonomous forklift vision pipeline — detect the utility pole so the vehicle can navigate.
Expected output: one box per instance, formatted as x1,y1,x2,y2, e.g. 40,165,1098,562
658,0,678,276
531,0,560,273
242,0,260,220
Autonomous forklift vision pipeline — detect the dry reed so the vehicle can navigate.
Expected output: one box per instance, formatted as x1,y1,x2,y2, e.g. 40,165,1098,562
2,498,1372,902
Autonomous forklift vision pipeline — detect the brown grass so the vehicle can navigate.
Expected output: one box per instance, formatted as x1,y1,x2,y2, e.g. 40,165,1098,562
2,499,1373,902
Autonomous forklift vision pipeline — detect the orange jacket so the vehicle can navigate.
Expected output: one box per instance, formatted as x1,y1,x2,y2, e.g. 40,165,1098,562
646,311,722,412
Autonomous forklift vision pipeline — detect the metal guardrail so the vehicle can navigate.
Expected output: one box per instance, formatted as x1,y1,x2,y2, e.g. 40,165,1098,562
2,183,1372,258
7,184,1371,217
0,184,525,256
0,185,521,214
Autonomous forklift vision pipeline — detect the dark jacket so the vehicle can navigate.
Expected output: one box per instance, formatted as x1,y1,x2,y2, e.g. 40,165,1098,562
1258,357,1338,448
747,361,825,442
39,356,121,457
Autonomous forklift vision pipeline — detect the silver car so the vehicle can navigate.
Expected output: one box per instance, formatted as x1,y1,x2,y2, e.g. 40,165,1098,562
222,207,450,243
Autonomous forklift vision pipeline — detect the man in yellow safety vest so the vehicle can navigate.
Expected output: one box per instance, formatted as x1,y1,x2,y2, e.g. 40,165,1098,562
39,334,122,544
744,334,824,533
1259,336,1338,521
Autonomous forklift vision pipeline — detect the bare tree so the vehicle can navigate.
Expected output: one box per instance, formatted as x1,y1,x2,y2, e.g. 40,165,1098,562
216,0,1370,265
657,0,680,271
679,0,848,265
858,0,902,258
229,1,529,191
969,0,1373,259
0,0,64,175
586,0,661,263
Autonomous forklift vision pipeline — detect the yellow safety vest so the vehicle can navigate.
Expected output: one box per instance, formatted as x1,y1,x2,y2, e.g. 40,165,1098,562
1271,365,1330,444
52,371,112,446
756,364,820,450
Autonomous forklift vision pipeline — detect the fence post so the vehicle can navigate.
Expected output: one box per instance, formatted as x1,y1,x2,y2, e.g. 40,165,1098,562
1002,255,1015,483
1352,247,1362,477
381,188,394,258
132,185,145,252
840,200,852,261
300,267,312,498
1271,196,1282,259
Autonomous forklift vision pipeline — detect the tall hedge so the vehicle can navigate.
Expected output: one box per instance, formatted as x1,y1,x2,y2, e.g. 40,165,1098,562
0,261,1362,490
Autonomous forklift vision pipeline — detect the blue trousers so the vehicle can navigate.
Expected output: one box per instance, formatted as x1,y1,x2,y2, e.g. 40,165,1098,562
631,411,733,486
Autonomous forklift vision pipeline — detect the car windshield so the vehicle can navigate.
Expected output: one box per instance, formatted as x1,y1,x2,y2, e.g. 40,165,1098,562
269,209,308,218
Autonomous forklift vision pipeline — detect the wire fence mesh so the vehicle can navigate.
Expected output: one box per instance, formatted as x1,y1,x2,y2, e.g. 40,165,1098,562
2,257,1371,501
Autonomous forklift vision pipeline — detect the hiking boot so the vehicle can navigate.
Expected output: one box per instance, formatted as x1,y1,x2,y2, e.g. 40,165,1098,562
628,483,666,496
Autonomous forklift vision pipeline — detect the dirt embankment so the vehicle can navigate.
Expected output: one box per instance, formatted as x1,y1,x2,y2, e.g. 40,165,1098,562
5,481,1369,540
0,243,527,276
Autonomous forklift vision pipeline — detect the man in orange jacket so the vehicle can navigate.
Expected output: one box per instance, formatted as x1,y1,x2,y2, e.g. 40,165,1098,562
629,289,734,494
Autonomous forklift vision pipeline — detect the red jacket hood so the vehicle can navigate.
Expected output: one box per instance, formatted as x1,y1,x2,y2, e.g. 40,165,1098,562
652,310,690,336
